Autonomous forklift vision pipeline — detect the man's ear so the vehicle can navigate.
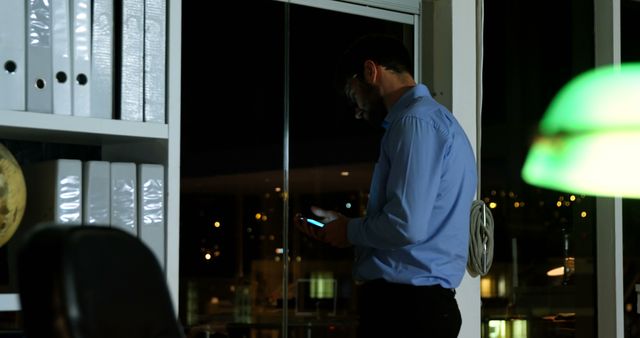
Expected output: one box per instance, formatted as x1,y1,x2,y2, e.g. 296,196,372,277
363,60,378,83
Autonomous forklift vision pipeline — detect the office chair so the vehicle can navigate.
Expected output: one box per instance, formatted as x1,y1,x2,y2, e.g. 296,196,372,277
16,225,185,338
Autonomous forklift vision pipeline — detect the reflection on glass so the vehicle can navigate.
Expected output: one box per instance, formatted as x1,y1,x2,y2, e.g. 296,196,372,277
513,319,529,338
488,320,507,338
310,271,335,299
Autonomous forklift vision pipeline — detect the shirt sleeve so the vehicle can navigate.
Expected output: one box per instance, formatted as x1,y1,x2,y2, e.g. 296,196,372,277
348,114,450,249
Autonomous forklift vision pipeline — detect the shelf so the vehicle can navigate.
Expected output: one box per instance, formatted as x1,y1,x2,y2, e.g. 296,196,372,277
0,0,180,317
0,110,168,145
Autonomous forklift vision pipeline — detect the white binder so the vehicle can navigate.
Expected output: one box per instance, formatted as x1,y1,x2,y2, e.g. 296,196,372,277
110,162,137,235
91,0,115,119
52,0,72,115
8,158,82,289
83,161,111,226
120,0,144,121
0,0,26,111
26,0,53,113
144,0,166,123
137,163,165,268
21,159,83,227
70,0,92,117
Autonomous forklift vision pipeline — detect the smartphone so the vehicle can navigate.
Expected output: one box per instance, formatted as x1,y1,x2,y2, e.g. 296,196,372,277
304,217,325,228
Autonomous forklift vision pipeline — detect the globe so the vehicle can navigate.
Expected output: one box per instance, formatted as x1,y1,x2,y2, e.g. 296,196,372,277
0,143,26,247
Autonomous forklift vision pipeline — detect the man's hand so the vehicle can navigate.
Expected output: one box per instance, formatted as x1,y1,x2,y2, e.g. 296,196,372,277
294,206,352,248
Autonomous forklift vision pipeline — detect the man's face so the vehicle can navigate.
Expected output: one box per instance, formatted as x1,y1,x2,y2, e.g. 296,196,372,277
345,76,387,127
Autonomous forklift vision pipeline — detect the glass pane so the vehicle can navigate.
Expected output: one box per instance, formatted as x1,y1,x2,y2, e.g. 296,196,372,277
179,2,285,336
621,1,640,336
622,199,640,338
288,4,412,338
481,2,596,338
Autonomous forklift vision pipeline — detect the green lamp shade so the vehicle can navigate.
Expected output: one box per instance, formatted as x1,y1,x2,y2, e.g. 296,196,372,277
522,63,640,198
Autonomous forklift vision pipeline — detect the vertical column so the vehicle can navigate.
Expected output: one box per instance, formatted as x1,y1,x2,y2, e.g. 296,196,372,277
452,0,480,336
421,0,481,337
166,0,183,315
596,198,623,338
594,0,622,337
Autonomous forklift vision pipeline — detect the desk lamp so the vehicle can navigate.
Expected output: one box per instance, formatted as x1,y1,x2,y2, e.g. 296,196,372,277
522,63,640,198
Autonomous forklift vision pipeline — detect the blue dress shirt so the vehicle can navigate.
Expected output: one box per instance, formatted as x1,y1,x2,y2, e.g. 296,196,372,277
347,84,477,289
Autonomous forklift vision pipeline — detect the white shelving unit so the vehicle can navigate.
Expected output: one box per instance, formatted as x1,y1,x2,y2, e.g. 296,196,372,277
0,0,182,314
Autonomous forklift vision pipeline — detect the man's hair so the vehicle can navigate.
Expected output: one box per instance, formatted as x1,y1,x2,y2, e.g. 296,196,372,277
335,34,413,92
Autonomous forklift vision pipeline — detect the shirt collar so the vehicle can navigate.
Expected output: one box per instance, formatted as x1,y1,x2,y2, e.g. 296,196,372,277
381,84,431,129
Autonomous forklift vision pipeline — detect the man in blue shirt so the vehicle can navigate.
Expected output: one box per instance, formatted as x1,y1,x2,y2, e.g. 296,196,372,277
295,34,477,338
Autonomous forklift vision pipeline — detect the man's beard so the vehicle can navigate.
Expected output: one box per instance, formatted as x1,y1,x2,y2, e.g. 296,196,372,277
365,98,387,128
360,82,388,128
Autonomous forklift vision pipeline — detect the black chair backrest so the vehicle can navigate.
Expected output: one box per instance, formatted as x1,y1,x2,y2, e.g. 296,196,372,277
17,225,184,338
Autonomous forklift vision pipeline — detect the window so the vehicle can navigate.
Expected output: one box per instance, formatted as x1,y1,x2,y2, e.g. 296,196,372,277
180,2,413,337
480,2,597,337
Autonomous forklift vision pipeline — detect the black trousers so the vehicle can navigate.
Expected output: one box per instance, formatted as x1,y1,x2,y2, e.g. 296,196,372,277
356,279,462,338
